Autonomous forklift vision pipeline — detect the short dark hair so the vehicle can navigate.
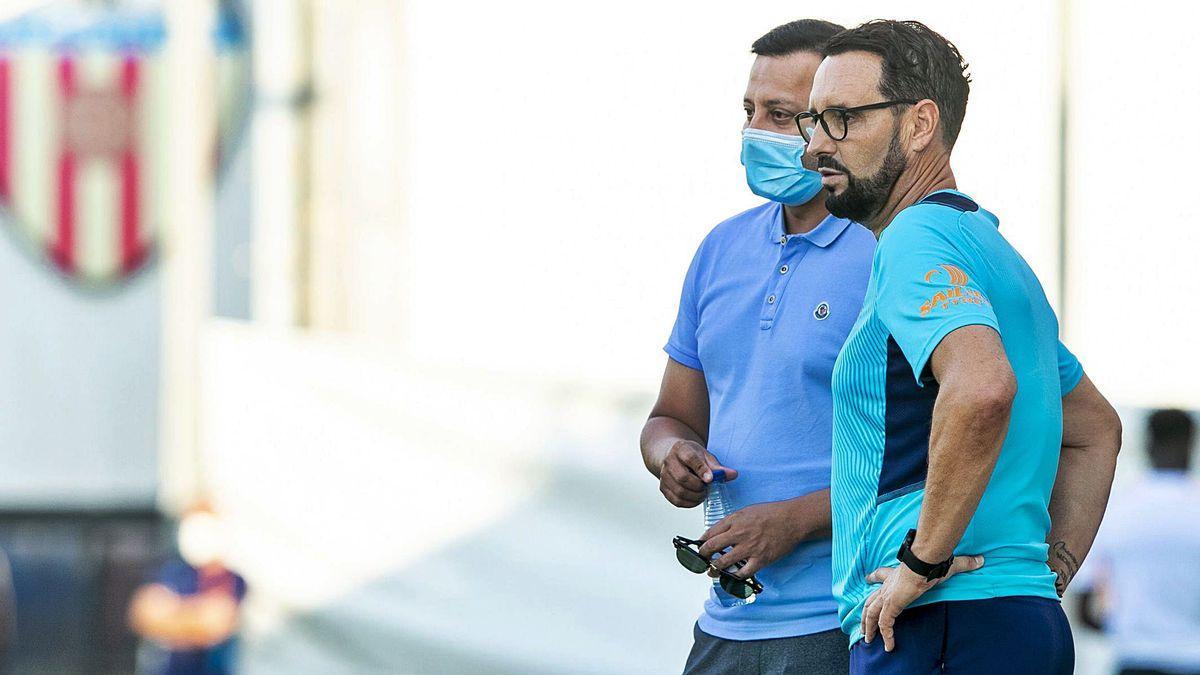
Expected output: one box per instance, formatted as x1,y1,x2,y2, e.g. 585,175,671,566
823,20,971,149
1148,409,1194,471
751,19,845,58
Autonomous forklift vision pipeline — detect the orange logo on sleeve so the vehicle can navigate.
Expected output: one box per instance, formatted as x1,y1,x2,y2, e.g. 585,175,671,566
919,264,989,316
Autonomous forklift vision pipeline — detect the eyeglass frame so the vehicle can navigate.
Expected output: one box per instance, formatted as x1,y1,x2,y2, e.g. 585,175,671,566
794,99,918,142
672,535,764,598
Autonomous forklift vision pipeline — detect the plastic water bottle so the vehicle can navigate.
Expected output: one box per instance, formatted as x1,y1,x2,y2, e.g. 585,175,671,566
704,469,753,607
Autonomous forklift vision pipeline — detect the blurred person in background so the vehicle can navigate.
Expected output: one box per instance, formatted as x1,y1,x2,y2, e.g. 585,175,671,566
640,18,877,674
805,19,1122,674
1074,409,1200,675
128,502,247,675
0,548,12,670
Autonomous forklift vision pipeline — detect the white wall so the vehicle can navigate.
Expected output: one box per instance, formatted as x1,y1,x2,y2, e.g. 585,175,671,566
1064,3,1200,408
0,229,159,506
395,1,1063,392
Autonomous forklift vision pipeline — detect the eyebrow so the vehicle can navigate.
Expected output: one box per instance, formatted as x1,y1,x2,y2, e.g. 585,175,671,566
809,101,849,112
744,98,799,107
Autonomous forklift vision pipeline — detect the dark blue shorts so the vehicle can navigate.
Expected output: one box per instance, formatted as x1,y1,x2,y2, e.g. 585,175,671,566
850,596,1073,675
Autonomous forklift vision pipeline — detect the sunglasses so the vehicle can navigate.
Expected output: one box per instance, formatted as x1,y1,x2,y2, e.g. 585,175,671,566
672,535,763,599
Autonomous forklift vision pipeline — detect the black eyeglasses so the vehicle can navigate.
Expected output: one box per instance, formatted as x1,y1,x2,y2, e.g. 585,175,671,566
673,535,763,599
794,100,917,142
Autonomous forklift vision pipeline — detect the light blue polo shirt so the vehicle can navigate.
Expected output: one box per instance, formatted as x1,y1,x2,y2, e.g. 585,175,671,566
830,190,1084,645
666,201,876,640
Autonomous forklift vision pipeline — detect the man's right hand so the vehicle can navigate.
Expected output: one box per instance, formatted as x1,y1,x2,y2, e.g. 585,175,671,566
658,440,737,508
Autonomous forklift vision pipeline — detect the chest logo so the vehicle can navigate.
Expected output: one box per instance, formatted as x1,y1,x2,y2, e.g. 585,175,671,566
813,302,830,320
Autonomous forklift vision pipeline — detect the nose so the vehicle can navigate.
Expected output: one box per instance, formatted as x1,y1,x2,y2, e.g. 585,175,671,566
805,120,835,159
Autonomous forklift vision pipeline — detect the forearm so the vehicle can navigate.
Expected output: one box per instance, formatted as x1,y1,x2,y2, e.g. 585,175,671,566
1046,440,1119,594
131,591,232,647
783,488,832,541
1047,373,1122,594
640,415,704,477
911,386,1013,562
698,489,834,575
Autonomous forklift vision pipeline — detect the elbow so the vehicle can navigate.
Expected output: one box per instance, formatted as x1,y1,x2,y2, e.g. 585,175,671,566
941,367,1015,458
972,367,1017,429
1103,403,1123,458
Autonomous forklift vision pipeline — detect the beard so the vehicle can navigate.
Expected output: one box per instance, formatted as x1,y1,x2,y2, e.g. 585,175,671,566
820,134,907,223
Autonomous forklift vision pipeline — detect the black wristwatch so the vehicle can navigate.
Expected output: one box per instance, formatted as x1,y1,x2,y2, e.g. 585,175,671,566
896,529,954,581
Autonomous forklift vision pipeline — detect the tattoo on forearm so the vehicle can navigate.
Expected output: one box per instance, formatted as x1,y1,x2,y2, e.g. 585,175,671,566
1048,541,1080,597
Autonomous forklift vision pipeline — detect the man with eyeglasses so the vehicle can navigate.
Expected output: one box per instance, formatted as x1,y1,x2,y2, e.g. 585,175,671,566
639,18,875,675
802,20,1123,673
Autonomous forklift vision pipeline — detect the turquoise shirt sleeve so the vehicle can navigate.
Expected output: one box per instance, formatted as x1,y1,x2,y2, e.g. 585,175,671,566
664,244,704,371
875,209,1001,383
1057,340,1084,395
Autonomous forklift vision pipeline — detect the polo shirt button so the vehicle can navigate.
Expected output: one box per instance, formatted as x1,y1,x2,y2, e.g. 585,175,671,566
779,235,787,245
779,265,789,274
767,294,776,304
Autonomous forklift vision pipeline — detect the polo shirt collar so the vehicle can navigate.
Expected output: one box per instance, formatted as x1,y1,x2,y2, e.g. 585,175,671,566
768,204,853,248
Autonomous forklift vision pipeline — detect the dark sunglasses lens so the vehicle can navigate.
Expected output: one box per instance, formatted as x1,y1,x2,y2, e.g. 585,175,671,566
720,574,755,599
676,547,709,574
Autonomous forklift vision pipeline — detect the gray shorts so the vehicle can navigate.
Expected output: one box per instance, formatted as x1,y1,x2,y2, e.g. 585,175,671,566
682,623,849,675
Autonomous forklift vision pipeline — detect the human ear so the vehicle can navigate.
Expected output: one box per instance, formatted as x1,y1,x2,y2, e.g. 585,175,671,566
908,99,941,152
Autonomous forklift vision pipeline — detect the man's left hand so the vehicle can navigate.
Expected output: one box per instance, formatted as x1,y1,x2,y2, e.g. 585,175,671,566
697,500,811,579
861,555,984,652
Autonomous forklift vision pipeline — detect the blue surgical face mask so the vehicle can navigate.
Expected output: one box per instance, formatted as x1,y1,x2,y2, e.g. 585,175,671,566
740,128,824,206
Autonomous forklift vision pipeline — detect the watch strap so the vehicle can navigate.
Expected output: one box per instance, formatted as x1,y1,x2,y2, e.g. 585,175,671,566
896,528,954,581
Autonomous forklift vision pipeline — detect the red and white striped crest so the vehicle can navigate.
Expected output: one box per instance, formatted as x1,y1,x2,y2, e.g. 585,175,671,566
0,47,165,286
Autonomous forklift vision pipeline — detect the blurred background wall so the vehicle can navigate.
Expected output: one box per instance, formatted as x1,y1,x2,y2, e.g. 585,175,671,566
0,0,1193,673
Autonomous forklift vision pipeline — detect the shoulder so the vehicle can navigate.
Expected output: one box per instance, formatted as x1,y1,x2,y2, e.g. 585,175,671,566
688,201,777,266
705,201,777,243
232,571,249,597
156,558,197,588
836,221,878,254
822,220,876,279
158,557,193,576
881,203,961,245
874,202,969,268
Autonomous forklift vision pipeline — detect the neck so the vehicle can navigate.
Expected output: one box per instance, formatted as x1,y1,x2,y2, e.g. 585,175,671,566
782,196,830,235
866,148,956,237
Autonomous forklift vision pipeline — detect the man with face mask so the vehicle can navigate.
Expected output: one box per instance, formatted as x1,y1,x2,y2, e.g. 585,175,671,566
804,20,1122,674
639,19,876,674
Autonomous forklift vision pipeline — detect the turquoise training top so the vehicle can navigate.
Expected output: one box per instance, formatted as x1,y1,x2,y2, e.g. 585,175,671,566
830,190,1083,644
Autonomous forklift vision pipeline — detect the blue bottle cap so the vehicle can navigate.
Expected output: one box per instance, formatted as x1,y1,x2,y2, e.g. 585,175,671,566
710,469,726,482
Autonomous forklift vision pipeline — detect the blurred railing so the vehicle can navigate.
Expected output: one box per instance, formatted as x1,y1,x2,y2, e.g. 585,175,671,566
0,507,167,674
